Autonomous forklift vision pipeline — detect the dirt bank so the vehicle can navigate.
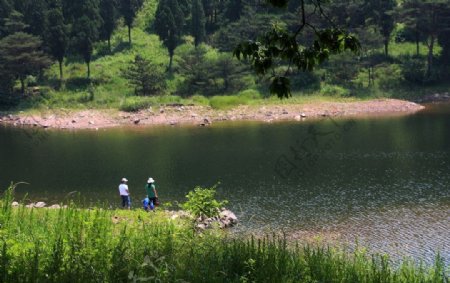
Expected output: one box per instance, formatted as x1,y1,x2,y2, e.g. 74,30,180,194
0,99,425,130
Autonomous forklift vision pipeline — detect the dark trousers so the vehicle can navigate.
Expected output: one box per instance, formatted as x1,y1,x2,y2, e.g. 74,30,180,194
121,195,130,208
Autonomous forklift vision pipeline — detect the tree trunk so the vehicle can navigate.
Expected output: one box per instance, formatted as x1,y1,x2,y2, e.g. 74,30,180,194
415,31,420,56
58,59,64,81
426,36,435,78
20,76,25,95
128,25,132,45
87,61,91,79
108,37,111,52
168,54,173,72
384,40,389,57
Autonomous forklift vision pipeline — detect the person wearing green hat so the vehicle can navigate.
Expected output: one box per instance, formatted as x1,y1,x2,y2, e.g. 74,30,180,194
145,177,158,210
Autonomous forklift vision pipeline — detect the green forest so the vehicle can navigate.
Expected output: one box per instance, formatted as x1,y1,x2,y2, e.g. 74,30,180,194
0,0,449,111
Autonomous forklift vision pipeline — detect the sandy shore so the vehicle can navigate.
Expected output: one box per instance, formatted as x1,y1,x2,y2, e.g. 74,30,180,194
0,99,425,130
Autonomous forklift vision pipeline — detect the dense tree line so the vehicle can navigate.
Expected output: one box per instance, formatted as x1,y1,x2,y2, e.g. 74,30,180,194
0,0,144,95
152,0,450,97
1,0,450,98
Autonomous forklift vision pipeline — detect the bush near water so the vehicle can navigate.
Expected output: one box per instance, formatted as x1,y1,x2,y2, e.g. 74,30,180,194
0,185,448,282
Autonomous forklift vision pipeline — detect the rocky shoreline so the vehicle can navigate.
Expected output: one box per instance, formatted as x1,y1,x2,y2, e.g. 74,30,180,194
414,92,450,103
0,99,425,130
11,201,239,229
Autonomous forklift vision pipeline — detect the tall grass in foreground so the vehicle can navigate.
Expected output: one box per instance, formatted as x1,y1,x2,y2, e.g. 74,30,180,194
0,186,448,282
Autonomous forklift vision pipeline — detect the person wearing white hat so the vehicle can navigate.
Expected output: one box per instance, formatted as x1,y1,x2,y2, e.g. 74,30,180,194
145,177,158,210
119,178,131,209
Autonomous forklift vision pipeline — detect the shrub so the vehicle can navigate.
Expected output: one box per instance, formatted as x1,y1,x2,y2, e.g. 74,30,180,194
190,94,209,105
176,44,251,97
119,97,153,112
209,95,243,109
121,55,167,96
323,52,360,86
401,56,427,84
181,186,228,218
375,64,403,90
320,84,350,97
238,89,261,99
290,71,321,91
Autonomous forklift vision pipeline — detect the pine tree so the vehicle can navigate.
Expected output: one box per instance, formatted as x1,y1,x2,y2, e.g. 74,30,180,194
45,0,68,81
71,0,102,78
398,0,423,56
0,0,13,38
3,10,28,35
154,0,184,71
23,0,47,37
10,0,27,13
225,0,244,22
417,1,450,78
191,0,206,47
100,0,118,51
118,0,142,45
0,32,52,94
363,0,396,57
202,0,221,34
121,55,166,96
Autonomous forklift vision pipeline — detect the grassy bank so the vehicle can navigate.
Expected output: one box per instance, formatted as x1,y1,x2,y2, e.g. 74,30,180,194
0,186,448,282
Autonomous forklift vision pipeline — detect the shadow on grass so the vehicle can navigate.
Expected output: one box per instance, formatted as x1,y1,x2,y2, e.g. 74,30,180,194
64,77,92,91
92,41,132,61
0,94,21,111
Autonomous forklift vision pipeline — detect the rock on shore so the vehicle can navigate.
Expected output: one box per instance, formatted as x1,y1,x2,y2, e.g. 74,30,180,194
168,209,238,230
195,209,238,230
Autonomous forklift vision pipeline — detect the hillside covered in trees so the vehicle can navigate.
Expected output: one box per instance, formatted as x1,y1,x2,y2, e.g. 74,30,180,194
0,0,449,111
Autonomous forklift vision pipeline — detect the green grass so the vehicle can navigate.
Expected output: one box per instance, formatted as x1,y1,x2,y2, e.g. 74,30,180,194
387,41,442,57
31,27,170,111
0,185,448,282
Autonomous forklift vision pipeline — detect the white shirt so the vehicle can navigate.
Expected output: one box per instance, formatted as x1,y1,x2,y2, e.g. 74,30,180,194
119,184,129,196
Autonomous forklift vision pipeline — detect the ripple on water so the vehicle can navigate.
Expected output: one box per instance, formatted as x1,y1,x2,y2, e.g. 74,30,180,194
232,149,450,264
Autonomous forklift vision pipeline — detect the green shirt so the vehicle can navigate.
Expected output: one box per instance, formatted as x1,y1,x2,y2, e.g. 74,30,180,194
145,183,156,198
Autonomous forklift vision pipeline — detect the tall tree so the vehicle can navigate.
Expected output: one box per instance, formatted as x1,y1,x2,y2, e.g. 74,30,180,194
417,1,450,77
154,0,184,71
45,0,68,81
3,10,28,35
363,0,396,57
438,28,450,67
399,0,423,56
191,0,206,47
0,0,13,38
23,0,47,37
71,0,102,78
0,32,52,94
202,0,223,34
119,0,141,45
225,0,244,22
100,0,118,51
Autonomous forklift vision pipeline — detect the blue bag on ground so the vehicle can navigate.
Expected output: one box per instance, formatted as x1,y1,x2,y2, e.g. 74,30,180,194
142,197,150,210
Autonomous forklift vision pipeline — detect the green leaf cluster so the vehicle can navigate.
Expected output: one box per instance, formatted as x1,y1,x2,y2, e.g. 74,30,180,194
234,24,360,98
181,185,228,218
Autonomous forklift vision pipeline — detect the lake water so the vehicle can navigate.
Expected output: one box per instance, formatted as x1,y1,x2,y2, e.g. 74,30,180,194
1,103,449,263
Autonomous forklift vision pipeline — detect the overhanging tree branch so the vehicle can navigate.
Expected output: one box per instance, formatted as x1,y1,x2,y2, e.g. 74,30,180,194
234,0,360,99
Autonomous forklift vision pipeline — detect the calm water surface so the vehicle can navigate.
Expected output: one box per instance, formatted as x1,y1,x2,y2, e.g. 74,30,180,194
1,103,449,263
